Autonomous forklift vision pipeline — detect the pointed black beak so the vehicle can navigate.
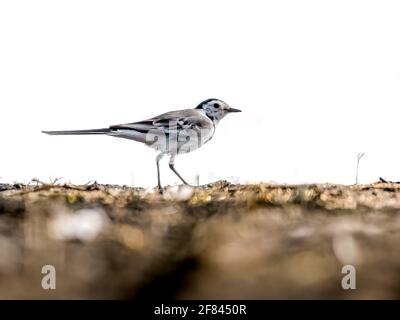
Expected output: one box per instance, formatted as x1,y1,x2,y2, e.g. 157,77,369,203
229,107,242,113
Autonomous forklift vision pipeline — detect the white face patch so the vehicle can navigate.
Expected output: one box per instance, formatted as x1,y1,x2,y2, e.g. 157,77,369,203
203,101,228,121
204,104,215,116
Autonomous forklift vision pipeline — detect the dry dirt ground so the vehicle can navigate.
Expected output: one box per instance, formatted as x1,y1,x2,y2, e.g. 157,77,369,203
1,180,400,299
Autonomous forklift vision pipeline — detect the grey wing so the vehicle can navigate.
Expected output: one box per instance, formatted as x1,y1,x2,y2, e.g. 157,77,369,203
108,109,213,150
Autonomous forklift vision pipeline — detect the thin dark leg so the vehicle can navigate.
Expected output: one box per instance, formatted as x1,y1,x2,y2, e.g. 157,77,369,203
169,155,189,185
156,153,165,191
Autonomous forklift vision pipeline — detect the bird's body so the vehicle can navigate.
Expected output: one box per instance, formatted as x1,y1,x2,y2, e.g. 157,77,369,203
43,98,241,190
109,108,216,154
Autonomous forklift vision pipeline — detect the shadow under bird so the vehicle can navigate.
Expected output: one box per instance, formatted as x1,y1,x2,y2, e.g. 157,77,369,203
42,98,241,190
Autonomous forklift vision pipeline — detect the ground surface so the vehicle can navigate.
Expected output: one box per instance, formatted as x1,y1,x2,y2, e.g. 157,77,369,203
1,180,400,299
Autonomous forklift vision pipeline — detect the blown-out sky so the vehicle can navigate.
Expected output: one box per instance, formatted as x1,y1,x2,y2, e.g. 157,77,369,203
1,0,400,187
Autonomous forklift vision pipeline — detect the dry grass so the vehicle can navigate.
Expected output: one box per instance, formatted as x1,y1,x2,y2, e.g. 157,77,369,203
1,180,400,299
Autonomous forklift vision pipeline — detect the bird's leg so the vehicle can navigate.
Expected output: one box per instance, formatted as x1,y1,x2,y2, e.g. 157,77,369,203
168,155,189,185
156,152,165,192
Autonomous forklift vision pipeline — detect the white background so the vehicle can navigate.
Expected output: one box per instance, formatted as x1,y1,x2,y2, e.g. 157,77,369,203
1,0,400,187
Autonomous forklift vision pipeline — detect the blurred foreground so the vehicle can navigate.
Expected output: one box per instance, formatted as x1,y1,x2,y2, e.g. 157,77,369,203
1,180,400,299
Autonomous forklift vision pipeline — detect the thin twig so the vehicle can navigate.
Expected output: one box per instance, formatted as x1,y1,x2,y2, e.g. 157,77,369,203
355,152,365,184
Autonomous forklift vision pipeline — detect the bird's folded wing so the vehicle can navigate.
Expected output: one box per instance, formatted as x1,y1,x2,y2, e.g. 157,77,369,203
110,111,212,135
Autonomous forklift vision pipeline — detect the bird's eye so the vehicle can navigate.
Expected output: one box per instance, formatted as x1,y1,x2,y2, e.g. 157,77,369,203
213,103,220,109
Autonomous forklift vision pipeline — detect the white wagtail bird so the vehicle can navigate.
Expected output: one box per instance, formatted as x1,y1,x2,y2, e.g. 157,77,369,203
43,98,241,190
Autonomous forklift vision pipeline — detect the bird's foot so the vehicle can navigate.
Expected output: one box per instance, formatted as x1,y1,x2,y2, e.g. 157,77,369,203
179,179,190,186
182,182,193,187
155,185,164,194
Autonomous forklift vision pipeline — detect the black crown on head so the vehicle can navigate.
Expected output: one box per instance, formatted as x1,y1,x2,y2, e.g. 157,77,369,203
195,98,220,109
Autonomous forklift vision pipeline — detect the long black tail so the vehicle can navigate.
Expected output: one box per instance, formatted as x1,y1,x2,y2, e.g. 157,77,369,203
42,128,110,135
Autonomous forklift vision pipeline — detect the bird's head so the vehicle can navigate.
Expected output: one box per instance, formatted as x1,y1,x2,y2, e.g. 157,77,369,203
195,98,241,122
